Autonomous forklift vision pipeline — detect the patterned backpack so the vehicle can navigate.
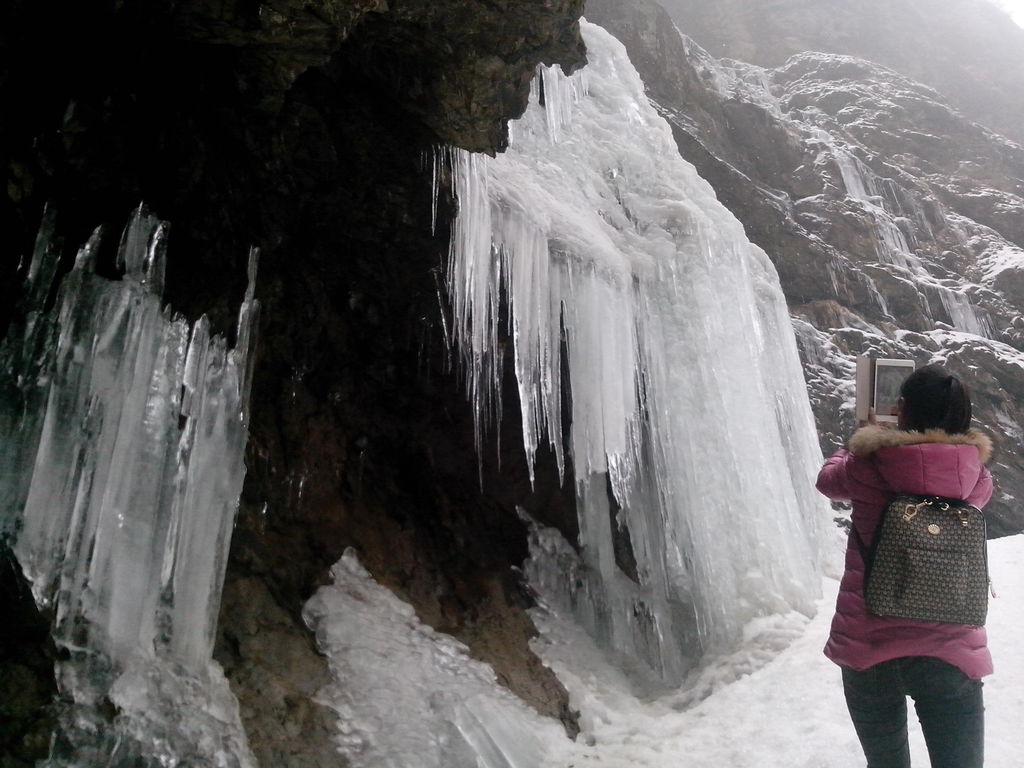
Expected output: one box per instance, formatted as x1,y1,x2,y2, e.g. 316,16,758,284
855,494,989,626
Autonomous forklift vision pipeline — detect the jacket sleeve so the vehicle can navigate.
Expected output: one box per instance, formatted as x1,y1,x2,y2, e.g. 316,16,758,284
966,465,994,509
816,448,853,502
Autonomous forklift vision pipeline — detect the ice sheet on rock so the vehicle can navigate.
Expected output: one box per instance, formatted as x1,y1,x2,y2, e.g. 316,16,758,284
831,148,994,338
0,205,258,766
977,242,1024,284
304,549,568,768
440,21,829,683
934,284,992,337
833,148,917,270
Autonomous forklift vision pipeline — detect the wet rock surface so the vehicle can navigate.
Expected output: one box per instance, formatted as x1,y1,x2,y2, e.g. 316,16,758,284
0,546,58,768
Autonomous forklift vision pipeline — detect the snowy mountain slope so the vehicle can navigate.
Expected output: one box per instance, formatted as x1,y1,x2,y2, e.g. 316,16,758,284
658,0,1024,146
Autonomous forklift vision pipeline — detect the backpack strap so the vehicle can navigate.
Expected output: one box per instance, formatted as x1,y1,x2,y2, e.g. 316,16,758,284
848,515,879,581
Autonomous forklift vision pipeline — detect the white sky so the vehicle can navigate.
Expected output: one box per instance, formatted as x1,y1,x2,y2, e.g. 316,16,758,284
994,0,1024,25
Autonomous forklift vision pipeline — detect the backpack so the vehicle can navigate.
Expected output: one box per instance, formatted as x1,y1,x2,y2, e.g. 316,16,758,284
854,494,989,626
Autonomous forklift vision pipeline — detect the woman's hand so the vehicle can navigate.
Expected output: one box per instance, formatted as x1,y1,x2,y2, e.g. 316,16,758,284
859,407,893,429
857,406,877,428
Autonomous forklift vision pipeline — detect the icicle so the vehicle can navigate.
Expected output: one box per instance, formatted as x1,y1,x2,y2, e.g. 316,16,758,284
75,225,104,272
118,202,159,281
233,246,261,427
538,63,587,144
430,146,444,235
22,205,62,313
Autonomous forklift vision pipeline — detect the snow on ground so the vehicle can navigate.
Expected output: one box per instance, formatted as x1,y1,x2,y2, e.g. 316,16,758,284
537,534,1024,768
307,533,1024,767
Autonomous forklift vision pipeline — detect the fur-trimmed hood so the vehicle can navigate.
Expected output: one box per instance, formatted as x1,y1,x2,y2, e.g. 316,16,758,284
849,424,993,464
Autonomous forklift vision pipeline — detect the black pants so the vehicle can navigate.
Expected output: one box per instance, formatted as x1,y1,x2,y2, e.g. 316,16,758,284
842,657,984,768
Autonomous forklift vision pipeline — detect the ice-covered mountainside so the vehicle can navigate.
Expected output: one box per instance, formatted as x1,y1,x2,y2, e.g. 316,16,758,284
588,1,1024,536
0,208,258,765
737,54,1024,532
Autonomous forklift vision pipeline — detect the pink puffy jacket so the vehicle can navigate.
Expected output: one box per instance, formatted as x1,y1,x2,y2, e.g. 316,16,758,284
816,424,994,679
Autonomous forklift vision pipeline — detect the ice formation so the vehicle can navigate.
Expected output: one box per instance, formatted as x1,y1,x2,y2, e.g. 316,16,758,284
0,206,257,766
304,549,570,768
439,22,828,682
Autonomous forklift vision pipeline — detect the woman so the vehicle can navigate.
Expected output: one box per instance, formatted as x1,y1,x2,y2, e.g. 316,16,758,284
816,364,994,768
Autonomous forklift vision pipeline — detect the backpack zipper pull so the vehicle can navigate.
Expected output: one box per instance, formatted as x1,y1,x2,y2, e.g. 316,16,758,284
902,499,929,521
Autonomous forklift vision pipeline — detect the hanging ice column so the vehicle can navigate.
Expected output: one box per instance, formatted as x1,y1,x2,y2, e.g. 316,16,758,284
0,206,257,766
442,22,829,682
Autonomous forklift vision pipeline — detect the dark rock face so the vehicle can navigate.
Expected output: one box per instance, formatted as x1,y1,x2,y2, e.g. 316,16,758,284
338,1,588,151
658,0,1024,146
2,0,585,764
0,546,58,768
587,0,1024,536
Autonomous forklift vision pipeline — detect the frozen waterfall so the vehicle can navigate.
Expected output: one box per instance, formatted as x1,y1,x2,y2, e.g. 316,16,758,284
0,206,257,766
300,21,831,768
439,22,829,683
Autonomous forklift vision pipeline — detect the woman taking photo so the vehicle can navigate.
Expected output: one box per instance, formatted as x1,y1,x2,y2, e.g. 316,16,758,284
816,363,994,768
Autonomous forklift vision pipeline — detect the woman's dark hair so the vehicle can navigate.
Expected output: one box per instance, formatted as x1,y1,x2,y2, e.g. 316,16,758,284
898,363,972,434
